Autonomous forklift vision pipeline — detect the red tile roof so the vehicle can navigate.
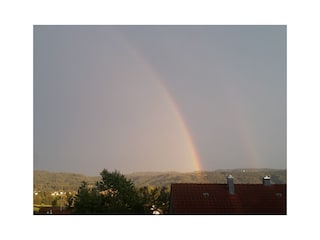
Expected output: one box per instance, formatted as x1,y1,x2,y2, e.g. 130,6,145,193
169,183,286,214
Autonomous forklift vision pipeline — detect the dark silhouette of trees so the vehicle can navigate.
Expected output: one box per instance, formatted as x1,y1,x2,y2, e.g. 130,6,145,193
136,186,170,214
73,169,170,214
74,169,143,214
96,169,143,214
74,181,100,214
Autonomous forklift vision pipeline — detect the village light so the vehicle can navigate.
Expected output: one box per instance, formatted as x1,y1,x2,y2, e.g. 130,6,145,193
150,205,162,215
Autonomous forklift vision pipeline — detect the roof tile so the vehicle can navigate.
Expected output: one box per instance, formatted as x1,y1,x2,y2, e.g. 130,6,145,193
169,183,286,214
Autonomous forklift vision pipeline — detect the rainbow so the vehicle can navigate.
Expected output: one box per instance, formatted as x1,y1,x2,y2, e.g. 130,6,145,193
117,35,203,172
157,82,203,172
227,92,261,169
218,74,261,169
115,30,261,173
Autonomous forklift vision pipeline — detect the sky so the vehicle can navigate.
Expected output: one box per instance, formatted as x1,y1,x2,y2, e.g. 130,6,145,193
34,25,286,176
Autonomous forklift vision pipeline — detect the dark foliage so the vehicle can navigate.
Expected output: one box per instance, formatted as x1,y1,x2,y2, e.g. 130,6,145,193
74,169,144,214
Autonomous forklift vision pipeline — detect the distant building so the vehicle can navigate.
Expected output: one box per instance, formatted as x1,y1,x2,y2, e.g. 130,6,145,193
35,206,73,215
169,175,286,214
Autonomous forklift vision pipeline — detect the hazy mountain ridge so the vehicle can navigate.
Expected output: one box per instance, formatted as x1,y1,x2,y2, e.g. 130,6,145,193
34,169,286,192
34,170,100,192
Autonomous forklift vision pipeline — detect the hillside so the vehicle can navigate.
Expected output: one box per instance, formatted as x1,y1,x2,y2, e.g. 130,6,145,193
126,168,286,188
34,169,286,192
33,170,100,192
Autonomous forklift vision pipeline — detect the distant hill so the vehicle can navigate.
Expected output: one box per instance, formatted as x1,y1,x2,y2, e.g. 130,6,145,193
34,169,286,192
126,168,286,188
33,170,100,192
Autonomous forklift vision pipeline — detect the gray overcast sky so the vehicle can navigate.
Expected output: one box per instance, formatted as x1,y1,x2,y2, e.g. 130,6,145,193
34,25,286,176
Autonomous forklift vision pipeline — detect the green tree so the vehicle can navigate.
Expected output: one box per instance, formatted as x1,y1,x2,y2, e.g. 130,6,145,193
137,186,152,213
96,169,143,214
51,197,58,207
74,169,144,214
156,186,170,214
66,192,76,209
136,186,170,214
74,181,100,214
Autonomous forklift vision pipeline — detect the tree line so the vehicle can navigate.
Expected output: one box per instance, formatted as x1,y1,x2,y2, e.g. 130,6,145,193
36,169,170,214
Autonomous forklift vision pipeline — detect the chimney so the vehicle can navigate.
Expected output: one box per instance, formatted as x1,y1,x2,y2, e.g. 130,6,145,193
227,175,235,194
263,176,271,186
